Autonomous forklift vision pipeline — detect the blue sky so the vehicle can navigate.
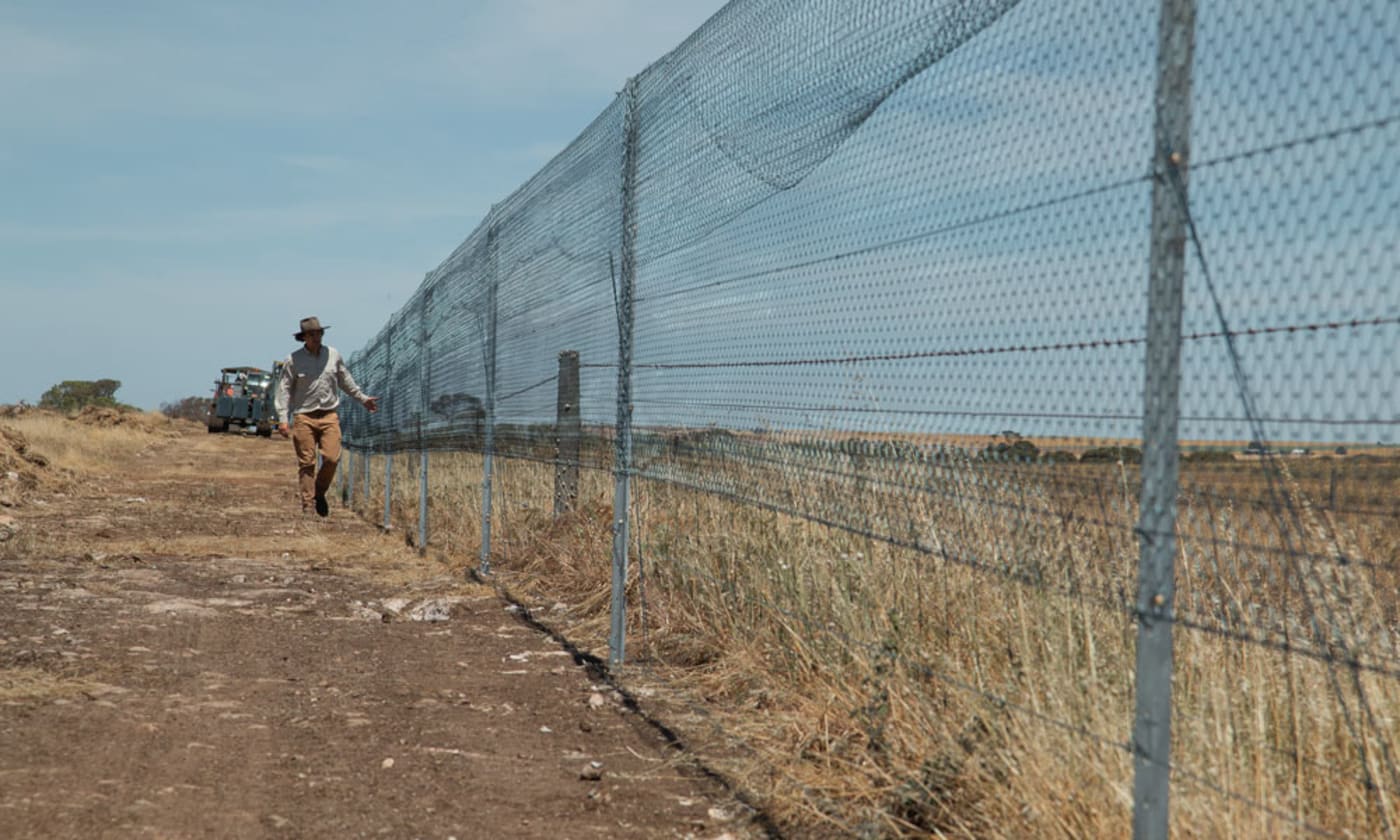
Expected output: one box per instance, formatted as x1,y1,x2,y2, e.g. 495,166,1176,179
0,0,726,410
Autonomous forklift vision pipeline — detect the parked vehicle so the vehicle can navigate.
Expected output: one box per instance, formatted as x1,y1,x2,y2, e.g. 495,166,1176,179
206,365,280,436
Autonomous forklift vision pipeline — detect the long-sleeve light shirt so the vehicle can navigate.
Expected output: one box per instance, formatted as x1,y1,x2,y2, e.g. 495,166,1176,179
274,345,369,420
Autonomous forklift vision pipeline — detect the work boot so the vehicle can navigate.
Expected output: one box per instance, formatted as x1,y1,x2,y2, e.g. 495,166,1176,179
314,493,329,517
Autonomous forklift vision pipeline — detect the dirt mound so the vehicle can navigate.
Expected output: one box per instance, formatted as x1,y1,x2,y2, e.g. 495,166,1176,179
0,403,37,420
72,405,188,437
0,424,52,507
73,405,138,427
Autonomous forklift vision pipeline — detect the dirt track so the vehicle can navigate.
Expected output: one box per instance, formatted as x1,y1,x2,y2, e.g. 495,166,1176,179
0,429,761,839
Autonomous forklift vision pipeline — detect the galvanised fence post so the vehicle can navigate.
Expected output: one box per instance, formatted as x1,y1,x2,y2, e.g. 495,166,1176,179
1133,0,1196,836
418,285,433,556
608,78,640,667
554,350,581,519
383,327,394,532
479,224,499,576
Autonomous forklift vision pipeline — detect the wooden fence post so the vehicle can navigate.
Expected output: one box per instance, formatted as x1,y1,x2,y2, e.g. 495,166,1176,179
554,350,581,518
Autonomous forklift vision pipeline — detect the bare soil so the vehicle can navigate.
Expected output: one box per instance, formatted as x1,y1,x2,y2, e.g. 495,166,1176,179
0,429,765,839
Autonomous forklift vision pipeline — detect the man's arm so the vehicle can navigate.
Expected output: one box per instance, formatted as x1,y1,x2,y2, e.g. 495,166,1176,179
334,351,378,413
274,357,294,437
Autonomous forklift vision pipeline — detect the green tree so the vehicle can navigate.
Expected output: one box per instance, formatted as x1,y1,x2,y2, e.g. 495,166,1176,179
38,379,123,413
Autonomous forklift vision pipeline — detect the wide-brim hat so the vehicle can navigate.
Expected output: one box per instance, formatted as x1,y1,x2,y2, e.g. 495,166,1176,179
294,316,330,341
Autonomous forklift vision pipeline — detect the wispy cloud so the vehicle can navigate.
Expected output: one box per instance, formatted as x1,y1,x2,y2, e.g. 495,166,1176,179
278,154,356,174
509,141,570,166
0,9,411,128
421,0,722,104
0,21,89,79
0,1,722,130
0,196,481,244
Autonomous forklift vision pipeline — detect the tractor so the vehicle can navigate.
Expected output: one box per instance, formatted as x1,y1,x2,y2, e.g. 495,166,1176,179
205,364,281,436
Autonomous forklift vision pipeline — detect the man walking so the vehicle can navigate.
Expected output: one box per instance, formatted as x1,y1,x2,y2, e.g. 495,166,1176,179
274,316,378,516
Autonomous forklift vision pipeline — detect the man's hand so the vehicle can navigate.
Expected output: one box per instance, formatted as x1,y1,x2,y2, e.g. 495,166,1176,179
364,396,380,413
277,422,290,439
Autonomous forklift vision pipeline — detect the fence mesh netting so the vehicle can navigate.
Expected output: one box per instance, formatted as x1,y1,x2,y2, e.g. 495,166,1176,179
338,1,1400,834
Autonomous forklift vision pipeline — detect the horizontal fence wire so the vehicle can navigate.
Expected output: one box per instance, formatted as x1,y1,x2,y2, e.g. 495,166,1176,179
338,0,1400,834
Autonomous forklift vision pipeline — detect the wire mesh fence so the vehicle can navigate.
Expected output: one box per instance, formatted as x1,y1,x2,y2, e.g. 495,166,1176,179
336,0,1400,835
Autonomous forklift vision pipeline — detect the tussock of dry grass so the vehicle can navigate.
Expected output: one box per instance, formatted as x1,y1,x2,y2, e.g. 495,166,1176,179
0,666,103,701
341,442,1400,837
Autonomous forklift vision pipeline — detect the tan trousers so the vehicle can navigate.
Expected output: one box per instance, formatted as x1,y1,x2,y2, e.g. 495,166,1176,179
291,410,341,509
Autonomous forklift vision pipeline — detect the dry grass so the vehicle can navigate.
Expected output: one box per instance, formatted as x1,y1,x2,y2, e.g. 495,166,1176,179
305,441,1400,836
0,666,105,702
3,409,189,475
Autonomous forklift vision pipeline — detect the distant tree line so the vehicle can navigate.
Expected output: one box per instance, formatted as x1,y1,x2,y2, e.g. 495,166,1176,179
161,396,210,423
26,379,209,422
